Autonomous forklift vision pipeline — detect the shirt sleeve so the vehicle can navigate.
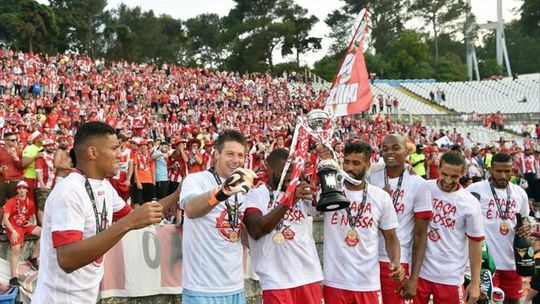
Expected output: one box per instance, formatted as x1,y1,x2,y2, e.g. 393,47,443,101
244,187,263,212
179,173,205,209
413,180,433,219
2,198,14,214
465,196,485,241
50,185,86,234
35,157,44,172
22,146,32,158
379,191,399,231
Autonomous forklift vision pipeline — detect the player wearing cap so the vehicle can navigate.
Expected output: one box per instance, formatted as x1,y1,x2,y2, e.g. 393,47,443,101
179,130,257,304
369,134,432,303
2,180,41,286
467,153,530,303
415,151,484,304
243,148,323,304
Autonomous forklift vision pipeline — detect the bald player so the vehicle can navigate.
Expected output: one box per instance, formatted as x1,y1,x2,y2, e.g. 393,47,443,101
369,134,432,303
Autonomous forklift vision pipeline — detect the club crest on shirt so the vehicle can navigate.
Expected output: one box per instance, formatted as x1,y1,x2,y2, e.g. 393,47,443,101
427,226,441,242
215,209,244,242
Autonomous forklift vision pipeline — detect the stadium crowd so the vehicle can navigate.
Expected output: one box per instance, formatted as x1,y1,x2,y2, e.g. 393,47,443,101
1,47,540,303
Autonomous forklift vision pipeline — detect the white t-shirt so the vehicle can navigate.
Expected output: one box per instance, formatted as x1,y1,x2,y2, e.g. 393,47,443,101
244,185,322,290
323,184,399,291
467,180,529,270
420,180,485,286
179,170,246,293
370,168,432,264
33,172,127,303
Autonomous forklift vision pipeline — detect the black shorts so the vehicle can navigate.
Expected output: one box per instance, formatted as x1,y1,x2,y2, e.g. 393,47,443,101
131,183,156,205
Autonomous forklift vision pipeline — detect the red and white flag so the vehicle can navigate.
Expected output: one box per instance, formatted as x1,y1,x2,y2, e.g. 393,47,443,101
324,8,373,117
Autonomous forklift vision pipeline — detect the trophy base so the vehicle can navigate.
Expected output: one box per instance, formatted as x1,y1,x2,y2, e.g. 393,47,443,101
316,194,350,212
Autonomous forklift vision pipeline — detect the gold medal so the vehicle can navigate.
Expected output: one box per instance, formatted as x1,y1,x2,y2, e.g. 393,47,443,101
273,232,285,244
347,229,358,241
499,220,509,235
229,230,239,242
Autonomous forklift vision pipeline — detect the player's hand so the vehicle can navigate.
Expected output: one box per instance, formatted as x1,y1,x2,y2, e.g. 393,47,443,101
395,276,416,300
136,182,143,190
123,180,131,187
517,219,531,237
464,282,480,304
223,168,257,195
293,181,311,204
315,144,333,160
123,201,163,230
389,262,405,281
11,231,20,244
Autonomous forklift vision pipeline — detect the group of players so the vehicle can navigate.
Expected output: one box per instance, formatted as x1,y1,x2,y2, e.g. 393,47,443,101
29,121,533,304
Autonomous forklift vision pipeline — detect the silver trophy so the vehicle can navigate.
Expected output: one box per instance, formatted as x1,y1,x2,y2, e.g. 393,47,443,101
306,109,350,212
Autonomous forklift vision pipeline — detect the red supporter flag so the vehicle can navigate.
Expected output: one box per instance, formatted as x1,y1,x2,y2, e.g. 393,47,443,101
324,8,373,117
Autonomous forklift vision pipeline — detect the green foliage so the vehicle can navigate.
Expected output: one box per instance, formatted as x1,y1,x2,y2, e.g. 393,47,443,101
0,0,59,53
519,0,540,38
313,51,343,82
185,14,227,68
435,53,467,81
408,0,469,65
386,31,434,79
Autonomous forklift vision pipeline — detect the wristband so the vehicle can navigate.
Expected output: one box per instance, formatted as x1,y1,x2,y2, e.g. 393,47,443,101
209,195,219,207
214,186,231,202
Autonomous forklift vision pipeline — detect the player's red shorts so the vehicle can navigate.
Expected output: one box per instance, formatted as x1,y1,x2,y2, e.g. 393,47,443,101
323,285,379,304
6,224,37,245
414,277,464,304
262,282,322,304
380,261,410,304
493,270,523,300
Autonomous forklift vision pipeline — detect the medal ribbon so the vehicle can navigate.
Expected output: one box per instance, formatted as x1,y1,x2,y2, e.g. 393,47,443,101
489,183,511,220
209,168,239,230
345,183,368,230
73,169,108,234
384,169,404,208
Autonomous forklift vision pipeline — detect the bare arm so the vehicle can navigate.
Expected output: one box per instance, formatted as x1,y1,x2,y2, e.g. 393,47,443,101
243,205,288,240
22,155,40,168
126,160,133,184
56,203,163,273
381,228,401,267
409,218,429,280
465,239,482,304
183,189,217,219
2,213,16,234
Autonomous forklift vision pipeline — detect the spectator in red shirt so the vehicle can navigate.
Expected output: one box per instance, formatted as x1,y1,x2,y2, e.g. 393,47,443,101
0,132,23,206
2,180,41,286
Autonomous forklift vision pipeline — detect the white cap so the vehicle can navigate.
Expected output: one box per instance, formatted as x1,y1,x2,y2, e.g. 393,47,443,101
28,131,42,143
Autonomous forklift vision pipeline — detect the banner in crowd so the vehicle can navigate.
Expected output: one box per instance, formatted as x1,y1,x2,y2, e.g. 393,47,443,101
324,8,373,117
98,225,183,299
2,225,183,302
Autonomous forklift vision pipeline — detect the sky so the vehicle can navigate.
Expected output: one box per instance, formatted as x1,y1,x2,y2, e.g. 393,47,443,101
38,0,523,67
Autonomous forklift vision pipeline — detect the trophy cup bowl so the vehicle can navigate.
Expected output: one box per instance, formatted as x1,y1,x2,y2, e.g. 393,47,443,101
307,109,330,134
316,159,351,212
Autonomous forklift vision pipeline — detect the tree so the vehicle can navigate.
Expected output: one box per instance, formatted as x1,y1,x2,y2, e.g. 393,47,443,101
408,0,469,66
519,0,540,38
325,0,408,57
435,53,467,81
185,14,228,68
386,31,434,79
49,0,107,56
277,1,321,66
0,0,59,53
223,0,319,71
